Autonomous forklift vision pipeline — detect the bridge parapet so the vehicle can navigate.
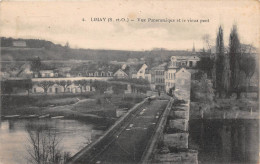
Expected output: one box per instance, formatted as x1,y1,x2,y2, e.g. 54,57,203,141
68,97,149,164
141,71,198,164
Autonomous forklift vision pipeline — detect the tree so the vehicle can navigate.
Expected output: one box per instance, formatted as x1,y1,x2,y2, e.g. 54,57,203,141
56,80,72,93
221,53,231,97
197,57,214,78
202,34,213,53
229,24,241,98
25,122,71,164
112,83,127,94
24,79,33,96
240,54,256,95
214,26,225,95
37,81,55,94
74,80,89,94
91,81,110,94
31,56,42,72
65,41,70,48
191,74,214,118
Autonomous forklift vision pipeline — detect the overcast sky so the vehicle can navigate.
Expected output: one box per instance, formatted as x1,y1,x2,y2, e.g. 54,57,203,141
0,0,259,51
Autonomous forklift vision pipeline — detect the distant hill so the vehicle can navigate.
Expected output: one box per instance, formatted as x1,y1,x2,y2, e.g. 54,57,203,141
1,37,194,62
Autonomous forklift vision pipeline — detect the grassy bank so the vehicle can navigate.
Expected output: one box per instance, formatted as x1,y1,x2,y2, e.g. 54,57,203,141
1,93,146,119
71,93,145,118
190,98,259,119
1,93,93,115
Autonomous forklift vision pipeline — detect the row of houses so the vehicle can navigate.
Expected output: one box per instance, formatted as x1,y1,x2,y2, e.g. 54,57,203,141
1,54,200,94
31,55,199,93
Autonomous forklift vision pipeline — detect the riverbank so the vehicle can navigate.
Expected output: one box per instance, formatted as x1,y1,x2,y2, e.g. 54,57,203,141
190,98,259,119
1,93,146,124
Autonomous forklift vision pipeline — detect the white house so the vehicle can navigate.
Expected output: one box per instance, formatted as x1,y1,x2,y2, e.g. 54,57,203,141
12,40,26,47
174,68,191,100
39,70,55,78
113,69,128,79
132,64,152,83
187,56,200,67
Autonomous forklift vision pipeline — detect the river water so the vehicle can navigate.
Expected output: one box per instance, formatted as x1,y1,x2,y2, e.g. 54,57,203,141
0,118,258,164
0,118,97,164
189,119,259,164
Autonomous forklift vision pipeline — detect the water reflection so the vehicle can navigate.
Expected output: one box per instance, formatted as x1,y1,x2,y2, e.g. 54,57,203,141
0,119,98,164
189,119,259,164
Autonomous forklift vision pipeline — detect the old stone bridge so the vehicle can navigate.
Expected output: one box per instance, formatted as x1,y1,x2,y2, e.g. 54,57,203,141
67,71,197,164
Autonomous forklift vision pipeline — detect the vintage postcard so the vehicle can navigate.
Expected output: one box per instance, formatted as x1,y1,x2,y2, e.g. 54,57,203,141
0,0,259,164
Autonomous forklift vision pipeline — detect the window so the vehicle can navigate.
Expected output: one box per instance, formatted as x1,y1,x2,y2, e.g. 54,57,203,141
101,72,105,76
55,73,58,77
34,88,36,93
49,88,52,92
189,61,193,67
94,72,99,76
78,73,82,77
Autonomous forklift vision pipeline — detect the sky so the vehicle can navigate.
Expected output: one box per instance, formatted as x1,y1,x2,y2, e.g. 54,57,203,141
0,0,259,51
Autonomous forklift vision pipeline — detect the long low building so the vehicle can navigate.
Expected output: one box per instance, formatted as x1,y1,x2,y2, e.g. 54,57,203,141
31,77,110,94
32,83,94,94
32,77,112,82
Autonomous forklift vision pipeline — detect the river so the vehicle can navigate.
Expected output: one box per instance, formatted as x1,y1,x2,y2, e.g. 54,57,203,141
0,118,99,164
0,118,258,164
189,119,259,164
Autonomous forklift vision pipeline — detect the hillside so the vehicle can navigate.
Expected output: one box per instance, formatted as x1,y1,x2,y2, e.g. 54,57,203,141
1,37,193,62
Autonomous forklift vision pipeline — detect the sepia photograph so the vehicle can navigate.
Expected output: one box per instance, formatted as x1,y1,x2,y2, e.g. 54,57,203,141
0,0,259,163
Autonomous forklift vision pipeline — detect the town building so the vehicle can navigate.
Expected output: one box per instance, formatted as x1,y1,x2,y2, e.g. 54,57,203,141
113,69,128,79
165,56,178,92
174,68,191,100
132,64,152,83
12,40,27,47
32,82,93,94
151,63,167,91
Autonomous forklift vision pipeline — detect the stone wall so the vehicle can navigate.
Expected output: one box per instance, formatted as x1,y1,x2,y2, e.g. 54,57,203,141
163,133,189,149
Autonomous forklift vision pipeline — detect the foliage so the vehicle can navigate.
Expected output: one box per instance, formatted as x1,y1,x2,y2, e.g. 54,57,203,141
56,80,72,92
30,56,42,72
91,81,110,94
36,81,55,94
191,74,214,106
221,53,231,96
196,57,214,78
1,79,32,95
112,83,127,94
130,84,150,94
109,78,149,85
239,54,256,93
229,25,241,90
202,34,213,52
74,80,89,93
214,26,225,93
